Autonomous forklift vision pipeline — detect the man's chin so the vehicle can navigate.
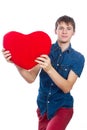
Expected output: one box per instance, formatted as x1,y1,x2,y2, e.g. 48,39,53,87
60,41,68,44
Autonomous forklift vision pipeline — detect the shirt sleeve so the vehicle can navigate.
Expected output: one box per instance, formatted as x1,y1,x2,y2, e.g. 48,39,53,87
71,54,85,77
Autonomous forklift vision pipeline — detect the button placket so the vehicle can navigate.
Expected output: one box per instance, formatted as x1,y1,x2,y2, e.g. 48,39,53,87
56,53,63,68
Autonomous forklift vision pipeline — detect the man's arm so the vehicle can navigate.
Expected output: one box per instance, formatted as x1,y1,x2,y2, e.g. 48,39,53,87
47,68,78,93
35,54,78,93
2,48,40,83
16,64,40,83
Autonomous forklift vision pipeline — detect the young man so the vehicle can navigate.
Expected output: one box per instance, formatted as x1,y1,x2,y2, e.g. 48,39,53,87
2,15,85,130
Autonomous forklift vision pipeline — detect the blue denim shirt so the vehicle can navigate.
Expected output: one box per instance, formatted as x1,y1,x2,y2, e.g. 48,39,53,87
37,41,85,119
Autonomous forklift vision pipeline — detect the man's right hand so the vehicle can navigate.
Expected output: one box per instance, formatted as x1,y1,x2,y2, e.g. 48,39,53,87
2,48,12,63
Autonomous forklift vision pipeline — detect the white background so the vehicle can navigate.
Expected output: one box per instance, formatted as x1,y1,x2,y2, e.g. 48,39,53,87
0,0,87,130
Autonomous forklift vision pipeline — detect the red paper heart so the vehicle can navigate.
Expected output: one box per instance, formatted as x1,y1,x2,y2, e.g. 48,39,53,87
3,31,52,69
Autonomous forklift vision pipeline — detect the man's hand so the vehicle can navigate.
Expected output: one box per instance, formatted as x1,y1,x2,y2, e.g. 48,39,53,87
2,48,12,63
35,54,52,72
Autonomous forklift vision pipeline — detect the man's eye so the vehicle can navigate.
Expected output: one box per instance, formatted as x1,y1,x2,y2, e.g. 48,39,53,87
67,27,72,30
59,27,64,30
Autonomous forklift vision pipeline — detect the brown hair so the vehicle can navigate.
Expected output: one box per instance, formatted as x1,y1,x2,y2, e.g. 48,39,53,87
55,15,75,31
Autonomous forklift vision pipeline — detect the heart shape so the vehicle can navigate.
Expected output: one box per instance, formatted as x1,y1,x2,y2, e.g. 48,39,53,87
3,31,52,69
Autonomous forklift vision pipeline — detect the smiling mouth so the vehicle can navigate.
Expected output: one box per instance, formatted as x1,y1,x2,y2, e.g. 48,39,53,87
62,36,68,38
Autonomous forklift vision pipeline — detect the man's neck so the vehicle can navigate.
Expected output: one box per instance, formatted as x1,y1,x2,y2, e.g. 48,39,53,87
57,40,70,52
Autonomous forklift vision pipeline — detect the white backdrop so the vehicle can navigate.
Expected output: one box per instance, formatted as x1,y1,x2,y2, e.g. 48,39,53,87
0,0,87,130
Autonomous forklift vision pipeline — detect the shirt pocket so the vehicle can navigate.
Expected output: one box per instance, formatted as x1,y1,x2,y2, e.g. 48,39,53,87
58,65,70,78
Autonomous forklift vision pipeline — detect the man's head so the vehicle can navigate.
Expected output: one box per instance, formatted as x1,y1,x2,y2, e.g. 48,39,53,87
55,15,75,44
55,15,75,32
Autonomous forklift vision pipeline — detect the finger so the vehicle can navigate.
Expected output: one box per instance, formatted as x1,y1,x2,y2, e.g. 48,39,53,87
6,56,12,61
40,54,48,59
35,59,44,64
2,48,5,52
4,53,11,58
2,48,10,53
36,57,46,62
4,51,10,55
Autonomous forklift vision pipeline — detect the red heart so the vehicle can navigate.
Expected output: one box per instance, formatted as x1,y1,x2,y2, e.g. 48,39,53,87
3,31,52,69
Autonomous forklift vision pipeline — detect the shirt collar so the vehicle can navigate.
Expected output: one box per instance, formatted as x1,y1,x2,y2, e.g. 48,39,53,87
54,41,72,53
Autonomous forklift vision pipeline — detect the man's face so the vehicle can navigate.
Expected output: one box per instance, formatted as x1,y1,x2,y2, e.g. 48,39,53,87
55,22,75,44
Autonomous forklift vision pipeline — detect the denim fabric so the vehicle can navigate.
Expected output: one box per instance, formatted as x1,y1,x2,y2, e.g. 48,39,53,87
37,41,85,119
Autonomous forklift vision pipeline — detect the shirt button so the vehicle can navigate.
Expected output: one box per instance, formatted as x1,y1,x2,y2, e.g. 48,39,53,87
49,92,51,95
51,83,53,86
48,101,50,103
57,64,59,66
65,68,67,71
